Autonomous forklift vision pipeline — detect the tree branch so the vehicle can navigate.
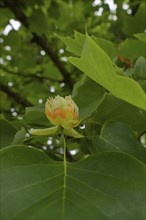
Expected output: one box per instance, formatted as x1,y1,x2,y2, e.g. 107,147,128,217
129,0,140,16
0,82,33,107
0,66,62,82
32,33,73,86
3,0,73,87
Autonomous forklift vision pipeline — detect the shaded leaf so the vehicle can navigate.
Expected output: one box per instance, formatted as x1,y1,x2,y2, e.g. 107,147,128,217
92,121,146,163
28,9,49,34
141,80,146,93
123,3,145,36
133,56,146,81
0,119,17,148
93,94,146,134
24,107,49,127
73,78,105,120
42,62,63,81
0,146,145,220
117,39,145,59
12,128,26,145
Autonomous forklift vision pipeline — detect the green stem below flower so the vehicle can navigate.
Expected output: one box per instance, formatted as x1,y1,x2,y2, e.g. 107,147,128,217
62,134,67,220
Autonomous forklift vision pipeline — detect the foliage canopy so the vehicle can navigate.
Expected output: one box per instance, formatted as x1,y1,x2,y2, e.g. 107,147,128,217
0,0,146,219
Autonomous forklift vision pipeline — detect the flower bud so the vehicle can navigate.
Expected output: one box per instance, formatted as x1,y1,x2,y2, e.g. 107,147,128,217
45,95,80,129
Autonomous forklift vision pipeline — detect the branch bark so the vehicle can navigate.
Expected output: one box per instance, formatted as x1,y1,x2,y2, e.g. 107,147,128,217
129,0,140,15
3,0,73,87
0,66,62,82
0,82,33,107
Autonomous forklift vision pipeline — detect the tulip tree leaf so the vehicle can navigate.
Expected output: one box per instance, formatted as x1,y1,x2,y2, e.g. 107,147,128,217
92,36,115,59
68,35,146,110
141,81,146,93
92,121,146,163
123,3,145,36
60,31,115,59
73,78,105,120
60,31,85,56
24,109,49,127
42,62,63,81
134,33,146,43
0,119,17,148
12,128,26,145
28,9,49,34
93,94,146,134
117,39,145,59
133,56,146,81
0,146,145,220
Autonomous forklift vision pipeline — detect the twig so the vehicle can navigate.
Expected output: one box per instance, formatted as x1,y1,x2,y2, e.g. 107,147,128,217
0,66,62,82
129,0,140,15
0,82,33,107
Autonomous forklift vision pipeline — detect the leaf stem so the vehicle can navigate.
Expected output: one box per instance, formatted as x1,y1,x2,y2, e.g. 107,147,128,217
62,134,67,220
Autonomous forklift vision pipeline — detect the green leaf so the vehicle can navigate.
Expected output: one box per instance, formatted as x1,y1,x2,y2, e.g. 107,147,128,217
3,30,22,50
117,39,145,59
25,106,44,114
123,3,145,36
133,56,146,81
17,47,36,71
12,128,26,145
22,82,49,104
92,121,146,163
73,78,105,119
24,107,49,127
68,35,146,110
28,9,49,34
42,62,63,81
59,31,85,56
0,119,17,148
60,31,115,59
134,33,146,43
1,146,145,220
141,80,146,93
92,36,115,59
93,94,146,134
0,8,13,30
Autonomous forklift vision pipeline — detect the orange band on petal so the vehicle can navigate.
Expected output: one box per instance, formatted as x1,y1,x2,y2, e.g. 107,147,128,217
45,109,52,117
54,108,66,119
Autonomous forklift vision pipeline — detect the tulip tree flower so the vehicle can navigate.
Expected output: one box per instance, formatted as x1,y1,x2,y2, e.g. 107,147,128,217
30,95,83,138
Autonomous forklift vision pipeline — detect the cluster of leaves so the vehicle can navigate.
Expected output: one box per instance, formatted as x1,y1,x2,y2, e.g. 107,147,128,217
0,0,146,219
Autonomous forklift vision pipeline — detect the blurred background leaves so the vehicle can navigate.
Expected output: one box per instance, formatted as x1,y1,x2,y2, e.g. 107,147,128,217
0,0,146,155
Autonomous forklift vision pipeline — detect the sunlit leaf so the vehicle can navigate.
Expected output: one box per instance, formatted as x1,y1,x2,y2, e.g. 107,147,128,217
68,35,146,110
134,33,146,43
